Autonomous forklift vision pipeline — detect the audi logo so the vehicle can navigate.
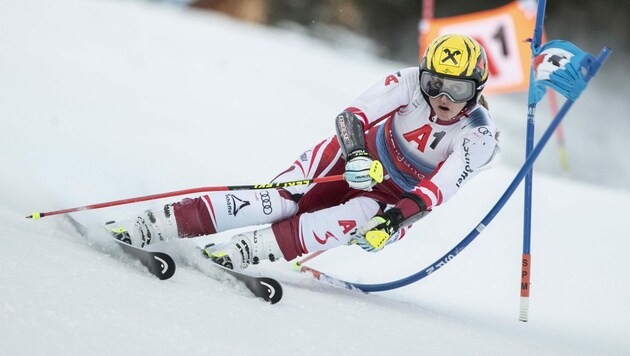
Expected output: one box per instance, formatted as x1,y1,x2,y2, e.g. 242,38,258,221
260,191,273,215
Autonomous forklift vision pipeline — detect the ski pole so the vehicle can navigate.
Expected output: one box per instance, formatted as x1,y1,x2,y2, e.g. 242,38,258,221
27,175,345,220
293,250,326,269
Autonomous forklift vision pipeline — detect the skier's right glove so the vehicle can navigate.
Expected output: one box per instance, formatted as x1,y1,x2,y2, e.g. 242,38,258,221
344,149,383,191
356,193,429,252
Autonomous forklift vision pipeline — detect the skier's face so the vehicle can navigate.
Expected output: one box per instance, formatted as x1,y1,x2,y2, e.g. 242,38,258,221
429,94,467,122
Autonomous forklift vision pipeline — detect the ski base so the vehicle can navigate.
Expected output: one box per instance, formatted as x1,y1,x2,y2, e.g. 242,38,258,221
298,264,363,292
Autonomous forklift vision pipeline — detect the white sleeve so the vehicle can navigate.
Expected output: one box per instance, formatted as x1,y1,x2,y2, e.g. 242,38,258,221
346,67,419,128
429,128,500,205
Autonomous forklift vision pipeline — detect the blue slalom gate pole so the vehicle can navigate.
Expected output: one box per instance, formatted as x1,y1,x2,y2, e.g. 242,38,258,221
520,0,548,322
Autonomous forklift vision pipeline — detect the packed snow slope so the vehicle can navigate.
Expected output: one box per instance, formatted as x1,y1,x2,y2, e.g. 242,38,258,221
1,0,629,355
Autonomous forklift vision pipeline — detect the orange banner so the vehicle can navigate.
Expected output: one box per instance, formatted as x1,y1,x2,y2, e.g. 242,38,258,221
419,1,538,94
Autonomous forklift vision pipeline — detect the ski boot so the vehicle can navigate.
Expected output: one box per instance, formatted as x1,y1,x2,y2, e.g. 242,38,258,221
201,227,283,270
105,205,178,248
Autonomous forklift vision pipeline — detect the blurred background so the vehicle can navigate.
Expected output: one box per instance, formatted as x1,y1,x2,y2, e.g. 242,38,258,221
144,0,630,192
159,0,628,66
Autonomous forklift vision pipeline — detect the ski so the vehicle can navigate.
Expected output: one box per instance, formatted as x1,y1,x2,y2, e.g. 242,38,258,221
63,214,281,303
214,263,282,304
63,215,176,280
199,251,283,304
112,240,176,280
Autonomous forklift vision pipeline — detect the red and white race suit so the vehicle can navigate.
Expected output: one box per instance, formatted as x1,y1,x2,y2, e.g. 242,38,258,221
171,67,499,260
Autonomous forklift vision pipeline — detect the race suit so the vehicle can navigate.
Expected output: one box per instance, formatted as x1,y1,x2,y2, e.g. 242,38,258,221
170,67,499,260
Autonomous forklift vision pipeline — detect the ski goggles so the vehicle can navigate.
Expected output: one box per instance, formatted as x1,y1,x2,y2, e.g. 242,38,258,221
420,72,476,103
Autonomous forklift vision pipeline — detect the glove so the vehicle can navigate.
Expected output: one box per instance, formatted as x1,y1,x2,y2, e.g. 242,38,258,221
356,215,395,252
344,150,383,191
356,208,404,253
356,194,429,253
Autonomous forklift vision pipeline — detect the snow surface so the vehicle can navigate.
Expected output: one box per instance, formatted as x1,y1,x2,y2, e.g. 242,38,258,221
1,0,629,355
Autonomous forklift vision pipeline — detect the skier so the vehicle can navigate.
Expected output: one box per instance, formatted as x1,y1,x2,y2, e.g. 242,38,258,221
107,33,500,270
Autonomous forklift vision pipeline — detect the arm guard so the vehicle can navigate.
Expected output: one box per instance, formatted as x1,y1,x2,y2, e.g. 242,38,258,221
389,193,430,230
335,111,367,159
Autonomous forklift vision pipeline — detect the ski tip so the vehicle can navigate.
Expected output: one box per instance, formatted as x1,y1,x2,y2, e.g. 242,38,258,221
258,277,283,304
153,253,176,280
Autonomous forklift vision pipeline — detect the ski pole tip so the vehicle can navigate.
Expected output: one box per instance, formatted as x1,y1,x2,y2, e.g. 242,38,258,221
292,260,301,271
27,212,42,220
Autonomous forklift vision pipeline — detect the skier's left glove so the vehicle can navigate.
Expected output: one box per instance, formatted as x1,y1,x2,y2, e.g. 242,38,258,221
344,150,384,191
356,193,429,253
